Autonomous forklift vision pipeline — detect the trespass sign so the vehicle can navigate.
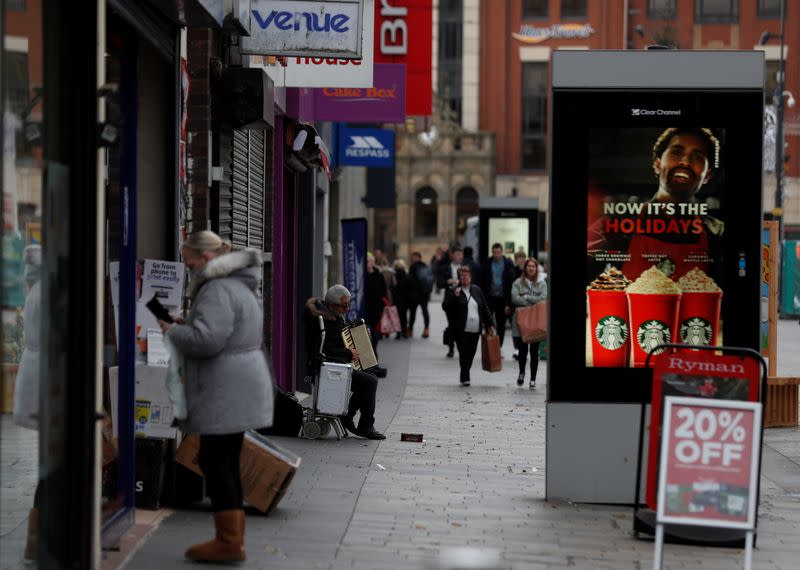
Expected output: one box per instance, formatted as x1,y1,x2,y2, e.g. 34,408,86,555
242,0,365,59
657,397,762,529
337,127,394,167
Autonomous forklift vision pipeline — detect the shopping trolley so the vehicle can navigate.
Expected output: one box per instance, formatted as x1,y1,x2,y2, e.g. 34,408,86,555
301,316,352,440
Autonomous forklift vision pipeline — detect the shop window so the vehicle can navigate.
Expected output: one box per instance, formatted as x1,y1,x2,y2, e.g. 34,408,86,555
456,187,479,238
695,0,738,23
523,0,548,19
561,0,587,18
6,0,25,10
648,0,676,18
438,0,462,124
415,187,438,237
4,51,29,115
757,0,781,18
521,63,548,171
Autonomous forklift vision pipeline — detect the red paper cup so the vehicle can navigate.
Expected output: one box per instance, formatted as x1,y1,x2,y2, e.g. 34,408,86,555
587,290,631,367
677,291,722,352
627,292,681,367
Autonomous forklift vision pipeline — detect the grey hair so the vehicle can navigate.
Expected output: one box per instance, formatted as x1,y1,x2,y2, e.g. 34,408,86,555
324,284,351,305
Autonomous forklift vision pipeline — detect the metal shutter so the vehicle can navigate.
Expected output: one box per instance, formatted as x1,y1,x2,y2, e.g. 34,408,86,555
220,128,266,251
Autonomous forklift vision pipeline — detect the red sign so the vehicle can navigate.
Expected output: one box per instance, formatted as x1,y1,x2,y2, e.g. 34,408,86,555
374,0,432,115
657,398,761,529
646,351,760,508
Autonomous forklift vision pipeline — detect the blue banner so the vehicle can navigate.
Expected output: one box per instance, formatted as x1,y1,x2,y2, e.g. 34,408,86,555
341,218,367,322
337,126,395,168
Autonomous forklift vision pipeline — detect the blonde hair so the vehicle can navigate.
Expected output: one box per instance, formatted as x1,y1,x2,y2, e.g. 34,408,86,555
393,259,407,272
183,231,231,256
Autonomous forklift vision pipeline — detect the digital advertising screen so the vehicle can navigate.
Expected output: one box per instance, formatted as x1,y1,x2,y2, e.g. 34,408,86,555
586,127,726,369
549,89,763,403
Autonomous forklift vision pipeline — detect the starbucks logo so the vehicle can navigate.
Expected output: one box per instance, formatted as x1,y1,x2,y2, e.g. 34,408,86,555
637,320,671,355
680,317,713,346
595,316,628,350
657,258,676,277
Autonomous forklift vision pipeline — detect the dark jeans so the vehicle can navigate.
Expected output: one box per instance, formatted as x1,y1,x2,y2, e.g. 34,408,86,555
408,296,430,329
347,370,379,431
514,337,541,381
445,326,455,352
198,432,245,512
488,296,508,347
396,303,408,336
455,331,480,383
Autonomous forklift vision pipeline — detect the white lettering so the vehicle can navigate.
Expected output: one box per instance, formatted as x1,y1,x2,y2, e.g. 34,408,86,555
722,444,743,466
380,0,407,17
381,20,408,55
675,440,701,463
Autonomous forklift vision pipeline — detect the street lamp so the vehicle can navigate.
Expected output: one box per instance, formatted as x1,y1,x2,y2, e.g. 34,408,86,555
759,0,788,242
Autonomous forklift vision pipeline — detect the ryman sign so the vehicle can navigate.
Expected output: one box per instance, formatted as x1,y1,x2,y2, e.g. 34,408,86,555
241,0,365,59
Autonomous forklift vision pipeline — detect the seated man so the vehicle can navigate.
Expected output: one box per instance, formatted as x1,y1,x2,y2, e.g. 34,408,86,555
303,285,386,440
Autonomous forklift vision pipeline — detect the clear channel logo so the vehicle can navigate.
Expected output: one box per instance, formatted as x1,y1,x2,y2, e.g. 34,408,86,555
631,108,682,117
345,136,391,159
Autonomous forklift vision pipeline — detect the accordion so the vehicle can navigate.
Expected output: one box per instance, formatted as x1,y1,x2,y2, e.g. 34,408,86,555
341,320,378,371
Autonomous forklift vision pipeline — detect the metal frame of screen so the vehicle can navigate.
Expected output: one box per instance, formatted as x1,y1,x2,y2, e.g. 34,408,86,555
548,89,763,404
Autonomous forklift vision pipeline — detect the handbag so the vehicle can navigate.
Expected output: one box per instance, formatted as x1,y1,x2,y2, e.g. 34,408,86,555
378,303,402,334
163,335,188,421
481,333,502,372
516,301,547,344
443,327,452,346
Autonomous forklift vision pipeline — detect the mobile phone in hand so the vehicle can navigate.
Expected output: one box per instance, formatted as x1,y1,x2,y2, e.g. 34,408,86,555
146,295,173,324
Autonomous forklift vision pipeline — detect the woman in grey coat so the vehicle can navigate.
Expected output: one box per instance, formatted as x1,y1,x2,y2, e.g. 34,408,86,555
160,230,273,563
511,258,548,389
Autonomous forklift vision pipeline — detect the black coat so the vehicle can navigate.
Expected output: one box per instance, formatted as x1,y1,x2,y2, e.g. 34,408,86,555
303,298,353,370
365,268,388,327
442,284,494,334
409,261,433,302
392,268,412,307
480,257,516,305
463,255,482,285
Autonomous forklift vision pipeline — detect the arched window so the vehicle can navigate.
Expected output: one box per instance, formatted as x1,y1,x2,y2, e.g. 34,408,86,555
415,187,438,237
455,186,479,237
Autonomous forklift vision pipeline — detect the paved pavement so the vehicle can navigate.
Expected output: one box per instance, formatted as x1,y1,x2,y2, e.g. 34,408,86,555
2,298,800,569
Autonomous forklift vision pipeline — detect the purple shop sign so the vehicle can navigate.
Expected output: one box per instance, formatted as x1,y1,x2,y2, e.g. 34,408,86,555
305,63,406,123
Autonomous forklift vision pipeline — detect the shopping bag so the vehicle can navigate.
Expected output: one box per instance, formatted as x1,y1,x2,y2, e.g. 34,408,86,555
516,301,547,344
481,333,502,373
378,305,402,334
443,327,451,346
163,335,188,421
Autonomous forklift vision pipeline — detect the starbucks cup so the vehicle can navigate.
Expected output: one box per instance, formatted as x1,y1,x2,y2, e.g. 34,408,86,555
677,291,722,352
587,290,631,367
627,292,681,367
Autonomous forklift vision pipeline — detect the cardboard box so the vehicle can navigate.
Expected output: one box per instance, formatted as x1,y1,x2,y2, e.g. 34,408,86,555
109,364,177,439
176,431,301,514
0,363,17,413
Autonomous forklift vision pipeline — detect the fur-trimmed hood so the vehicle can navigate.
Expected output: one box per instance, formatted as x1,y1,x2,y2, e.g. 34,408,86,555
304,297,341,321
189,248,264,297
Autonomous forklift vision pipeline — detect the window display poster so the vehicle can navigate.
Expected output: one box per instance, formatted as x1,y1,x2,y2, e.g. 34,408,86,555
657,397,761,530
586,128,726,368
141,260,185,308
487,218,529,260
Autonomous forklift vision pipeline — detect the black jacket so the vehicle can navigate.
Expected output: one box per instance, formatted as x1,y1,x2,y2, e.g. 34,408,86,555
480,256,516,305
463,255,481,285
409,261,434,302
392,268,412,306
365,268,388,327
303,298,353,370
442,284,494,334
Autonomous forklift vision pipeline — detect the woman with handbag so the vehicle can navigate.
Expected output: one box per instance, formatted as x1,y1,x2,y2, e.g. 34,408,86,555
511,258,548,388
442,265,495,386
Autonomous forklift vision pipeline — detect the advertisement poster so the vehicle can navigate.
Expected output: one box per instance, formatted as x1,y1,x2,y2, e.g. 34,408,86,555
488,218,530,260
645,351,760,508
586,127,725,368
341,218,367,322
657,397,761,529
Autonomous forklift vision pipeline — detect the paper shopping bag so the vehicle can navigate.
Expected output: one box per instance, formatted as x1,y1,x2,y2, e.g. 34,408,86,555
481,333,502,372
516,302,547,344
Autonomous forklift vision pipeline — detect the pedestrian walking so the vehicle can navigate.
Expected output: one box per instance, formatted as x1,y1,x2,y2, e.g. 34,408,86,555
408,252,434,338
463,246,481,284
303,286,386,440
442,246,464,358
430,246,449,294
13,245,42,561
392,259,411,339
511,258,548,388
365,252,388,377
159,231,274,563
442,265,495,386
481,243,516,351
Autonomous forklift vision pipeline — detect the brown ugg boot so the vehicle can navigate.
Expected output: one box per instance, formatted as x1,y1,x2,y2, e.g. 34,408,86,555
185,509,246,562
24,508,38,560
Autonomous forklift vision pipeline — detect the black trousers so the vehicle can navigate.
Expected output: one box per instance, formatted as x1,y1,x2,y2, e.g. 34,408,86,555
408,295,430,329
346,370,378,431
455,331,480,383
488,296,508,347
396,303,408,336
198,432,245,512
514,337,541,381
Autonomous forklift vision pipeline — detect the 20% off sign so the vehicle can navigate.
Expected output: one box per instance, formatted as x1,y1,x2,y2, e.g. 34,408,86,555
657,397,762,529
